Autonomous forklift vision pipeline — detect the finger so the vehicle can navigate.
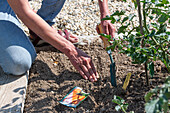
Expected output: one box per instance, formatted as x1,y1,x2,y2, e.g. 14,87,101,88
81,65,94,82
58,29,64,36
58,29,68,39
73,63,88,80
79,69,88,80
84,60,97,81
89,60,100,79
70,35,79,43
109,24,116,39
103,24,109,35
64,29,70,40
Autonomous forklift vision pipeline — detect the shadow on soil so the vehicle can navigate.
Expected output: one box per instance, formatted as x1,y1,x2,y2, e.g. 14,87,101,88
24,59,123,113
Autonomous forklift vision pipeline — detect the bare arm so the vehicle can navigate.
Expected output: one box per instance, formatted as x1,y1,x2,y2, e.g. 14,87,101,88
97,0,116,38
7,0,74,56
7,0,99,82
98,0,110,19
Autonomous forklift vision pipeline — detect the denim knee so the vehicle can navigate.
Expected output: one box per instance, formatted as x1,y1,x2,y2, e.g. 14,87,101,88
1,46,33,75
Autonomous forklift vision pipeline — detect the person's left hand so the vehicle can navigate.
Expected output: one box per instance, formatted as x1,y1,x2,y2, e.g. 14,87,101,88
96,20,116,40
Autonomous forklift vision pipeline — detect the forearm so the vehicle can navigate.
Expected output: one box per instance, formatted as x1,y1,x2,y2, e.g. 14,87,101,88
7,0,76,57
98,0,110,19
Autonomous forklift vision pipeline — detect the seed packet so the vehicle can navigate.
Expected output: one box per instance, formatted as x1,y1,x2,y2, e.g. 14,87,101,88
59,86,89,108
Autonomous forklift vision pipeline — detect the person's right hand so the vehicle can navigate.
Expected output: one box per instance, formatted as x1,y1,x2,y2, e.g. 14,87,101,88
67,48,99,82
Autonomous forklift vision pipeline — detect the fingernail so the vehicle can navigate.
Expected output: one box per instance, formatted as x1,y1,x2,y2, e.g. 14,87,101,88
85,76,88,80
94,77,97,81
90,78,94,82
97,73,100,78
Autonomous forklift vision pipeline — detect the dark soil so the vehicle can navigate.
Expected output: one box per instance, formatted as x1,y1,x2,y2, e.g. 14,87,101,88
24,38,169,113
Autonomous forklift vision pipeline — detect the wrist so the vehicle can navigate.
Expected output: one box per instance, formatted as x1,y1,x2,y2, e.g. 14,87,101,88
100,12,110,20
63,44,78,58
98,0,110,19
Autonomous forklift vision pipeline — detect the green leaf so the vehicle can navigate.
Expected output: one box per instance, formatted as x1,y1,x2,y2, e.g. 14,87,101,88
112,95,121,105
123,103,128,110
151,0,155,3
145,92,154,102
162,0,169,4
151,23,159,30
149,16,154,20
162,101,168,113
145,99,159,113
112,99,119,105
111,18,116,24
115,105,121,111
149,62,154,77
99,33,112,40
106,40,118,51
129,14,135,21
149,30,156,37
118,26,128,34
158,14,169,24
155,3,164,7
111,10,125,16
121,16,129,24
156,24,167,34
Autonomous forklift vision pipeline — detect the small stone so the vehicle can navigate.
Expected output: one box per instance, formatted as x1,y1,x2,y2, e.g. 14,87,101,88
124,61,128,65
156,66,161,72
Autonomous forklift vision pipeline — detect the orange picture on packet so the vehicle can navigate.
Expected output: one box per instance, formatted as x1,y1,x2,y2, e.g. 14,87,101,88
59,87,89,108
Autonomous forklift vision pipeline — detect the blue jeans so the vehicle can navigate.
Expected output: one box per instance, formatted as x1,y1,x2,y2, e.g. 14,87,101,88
0,0,66,75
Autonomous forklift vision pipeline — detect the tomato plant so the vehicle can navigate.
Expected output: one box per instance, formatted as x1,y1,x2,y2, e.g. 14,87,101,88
101,0,170,85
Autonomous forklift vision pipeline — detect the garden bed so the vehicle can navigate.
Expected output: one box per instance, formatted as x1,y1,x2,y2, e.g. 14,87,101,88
24,39,169,113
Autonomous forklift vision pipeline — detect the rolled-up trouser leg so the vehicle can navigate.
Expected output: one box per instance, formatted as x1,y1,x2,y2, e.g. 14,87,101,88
37,0,66,26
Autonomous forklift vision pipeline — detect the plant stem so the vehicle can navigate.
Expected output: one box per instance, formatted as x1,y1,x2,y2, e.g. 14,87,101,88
136,0,144,35
143,2,149,34
118,104,127,113
153,37,170,73
162,50,170,73
145,62,149,86
150,36,159,46
136,0,149,86
121,107,127,113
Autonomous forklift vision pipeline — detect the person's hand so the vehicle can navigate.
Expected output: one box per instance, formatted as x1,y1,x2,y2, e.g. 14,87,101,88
96,20,116,39
67,48,99,82
58,29,79,44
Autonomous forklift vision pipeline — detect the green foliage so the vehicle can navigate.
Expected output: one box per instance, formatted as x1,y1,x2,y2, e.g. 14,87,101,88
101,0,170,75
145,76,170,113
112,95,134,113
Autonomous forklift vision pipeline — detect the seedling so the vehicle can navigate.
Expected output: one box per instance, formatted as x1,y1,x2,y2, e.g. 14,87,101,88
112,95,134,113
